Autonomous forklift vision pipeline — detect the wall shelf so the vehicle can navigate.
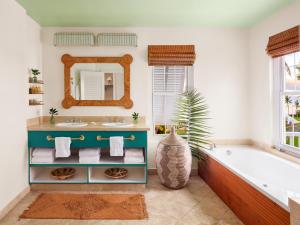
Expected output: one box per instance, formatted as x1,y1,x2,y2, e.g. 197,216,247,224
29,80,44,84
29,103,44,106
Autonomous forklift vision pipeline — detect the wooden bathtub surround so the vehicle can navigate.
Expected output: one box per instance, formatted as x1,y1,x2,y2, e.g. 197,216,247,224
198,155,290,225
289,198,300,225
61,54,133,109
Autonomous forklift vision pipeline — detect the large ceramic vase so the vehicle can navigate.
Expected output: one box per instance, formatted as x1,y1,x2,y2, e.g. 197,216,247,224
155,127,192,189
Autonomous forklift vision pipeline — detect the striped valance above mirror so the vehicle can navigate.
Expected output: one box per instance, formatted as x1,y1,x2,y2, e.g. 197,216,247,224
54,32,95,46
53,32,137,47
96,33,137,47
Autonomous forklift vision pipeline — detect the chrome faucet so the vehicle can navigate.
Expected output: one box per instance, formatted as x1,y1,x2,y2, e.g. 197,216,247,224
209,143,216,150
66,117,82,123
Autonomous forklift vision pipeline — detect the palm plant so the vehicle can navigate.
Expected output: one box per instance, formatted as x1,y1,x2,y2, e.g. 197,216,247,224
285,96,292,104
174,89,210,159
285,96,292,115
31,69,40,82
296,100,300,117
132,112,139,123
49,107,58,124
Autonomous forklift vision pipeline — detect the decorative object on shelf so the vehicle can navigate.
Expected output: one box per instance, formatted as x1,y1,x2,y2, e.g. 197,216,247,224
51,167,76,180
31,69,40,83
104,168,128,179
29,85,43,94
96,33,137,47
156,126,192,189
29,78,43,84
132,112,139,124
29,99,43,106
174,89,210,160
54,32,94,46
49,107,58,124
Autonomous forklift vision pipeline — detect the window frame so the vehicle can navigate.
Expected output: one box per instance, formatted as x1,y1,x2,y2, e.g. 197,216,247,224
275,52,300,156
152,65,193,135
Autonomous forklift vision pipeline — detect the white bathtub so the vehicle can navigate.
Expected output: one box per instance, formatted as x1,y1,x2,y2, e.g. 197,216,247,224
203,145,300,211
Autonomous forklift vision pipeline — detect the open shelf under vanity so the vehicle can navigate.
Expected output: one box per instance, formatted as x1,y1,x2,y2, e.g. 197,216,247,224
27,130,148,185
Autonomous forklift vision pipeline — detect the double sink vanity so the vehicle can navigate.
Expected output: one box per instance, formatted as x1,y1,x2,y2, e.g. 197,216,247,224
27,117,149,185
27,53,150,185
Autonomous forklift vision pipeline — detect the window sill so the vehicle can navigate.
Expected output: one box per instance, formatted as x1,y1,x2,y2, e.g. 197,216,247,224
261,144,300,166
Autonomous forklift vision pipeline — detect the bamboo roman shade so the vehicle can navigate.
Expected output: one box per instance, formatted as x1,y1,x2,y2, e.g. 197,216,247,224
266,26,300,58
148,45,195,66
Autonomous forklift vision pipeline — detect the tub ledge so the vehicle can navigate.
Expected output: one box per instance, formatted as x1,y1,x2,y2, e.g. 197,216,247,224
289,197,300,225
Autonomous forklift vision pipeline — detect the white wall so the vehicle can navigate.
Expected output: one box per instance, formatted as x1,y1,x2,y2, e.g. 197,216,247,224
42,27,249,168
0,0,41,212
249,0,300,145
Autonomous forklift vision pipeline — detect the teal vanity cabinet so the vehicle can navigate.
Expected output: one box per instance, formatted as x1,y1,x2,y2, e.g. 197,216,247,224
28,130,148,184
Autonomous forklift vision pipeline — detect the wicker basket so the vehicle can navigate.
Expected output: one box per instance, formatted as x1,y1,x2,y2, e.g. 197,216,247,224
104,168,128,179
51,168,76,180
155,127,192,189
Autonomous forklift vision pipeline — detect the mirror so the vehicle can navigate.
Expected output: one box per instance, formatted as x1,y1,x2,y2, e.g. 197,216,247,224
61,54,133,109
70,63,124,100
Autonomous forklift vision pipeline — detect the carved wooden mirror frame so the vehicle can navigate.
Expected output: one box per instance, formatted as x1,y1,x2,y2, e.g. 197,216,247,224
61,54,133,109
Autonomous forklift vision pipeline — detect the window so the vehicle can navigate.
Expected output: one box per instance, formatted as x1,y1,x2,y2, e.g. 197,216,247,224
277,51,300,154
152,66,193,135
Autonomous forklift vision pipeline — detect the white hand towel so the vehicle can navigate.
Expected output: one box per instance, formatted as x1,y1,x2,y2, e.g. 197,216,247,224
55,137,71,158
79,148,101,157
79,155,100,164
124,155,144,163
125,148,144,157
31,156,54,163
32,148,55,157
110,136,124,156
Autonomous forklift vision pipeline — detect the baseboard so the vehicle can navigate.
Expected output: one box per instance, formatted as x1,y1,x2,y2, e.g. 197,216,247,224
0,186,30,220
31,184,146,192
148,168,198,176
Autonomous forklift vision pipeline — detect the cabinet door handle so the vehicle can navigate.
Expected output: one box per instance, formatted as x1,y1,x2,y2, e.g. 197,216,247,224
96,135,135,141
46,135,85,141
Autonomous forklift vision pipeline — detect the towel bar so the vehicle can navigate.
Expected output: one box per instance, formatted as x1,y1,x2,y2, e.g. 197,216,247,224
46,135,85,141
96,135,135,141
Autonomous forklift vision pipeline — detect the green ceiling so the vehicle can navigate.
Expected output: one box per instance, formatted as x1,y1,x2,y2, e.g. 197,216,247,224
17,0,296,27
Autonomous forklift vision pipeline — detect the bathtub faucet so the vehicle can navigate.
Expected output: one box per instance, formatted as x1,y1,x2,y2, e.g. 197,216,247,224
209,143,216,150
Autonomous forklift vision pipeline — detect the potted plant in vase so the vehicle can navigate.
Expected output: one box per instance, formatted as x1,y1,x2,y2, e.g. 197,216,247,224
49,108,58,124
31,69,40,83
132,112,139,124
155,89,210,189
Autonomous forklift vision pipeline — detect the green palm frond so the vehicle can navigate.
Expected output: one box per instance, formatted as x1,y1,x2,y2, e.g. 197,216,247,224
174,89,211,160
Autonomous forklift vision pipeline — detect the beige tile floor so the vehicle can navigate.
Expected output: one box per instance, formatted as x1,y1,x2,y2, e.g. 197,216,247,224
0,176,243,225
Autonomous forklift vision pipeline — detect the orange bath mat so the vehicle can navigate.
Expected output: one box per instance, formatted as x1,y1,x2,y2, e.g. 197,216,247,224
20,193,148,220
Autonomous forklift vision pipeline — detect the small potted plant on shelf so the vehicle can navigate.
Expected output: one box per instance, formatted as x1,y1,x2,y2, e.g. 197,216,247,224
132,112,139,124
31,69,40,83
49,107,58,124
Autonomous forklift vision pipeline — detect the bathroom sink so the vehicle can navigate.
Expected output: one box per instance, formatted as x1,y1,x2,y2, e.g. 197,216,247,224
55,122,88,128
101,122,134,127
